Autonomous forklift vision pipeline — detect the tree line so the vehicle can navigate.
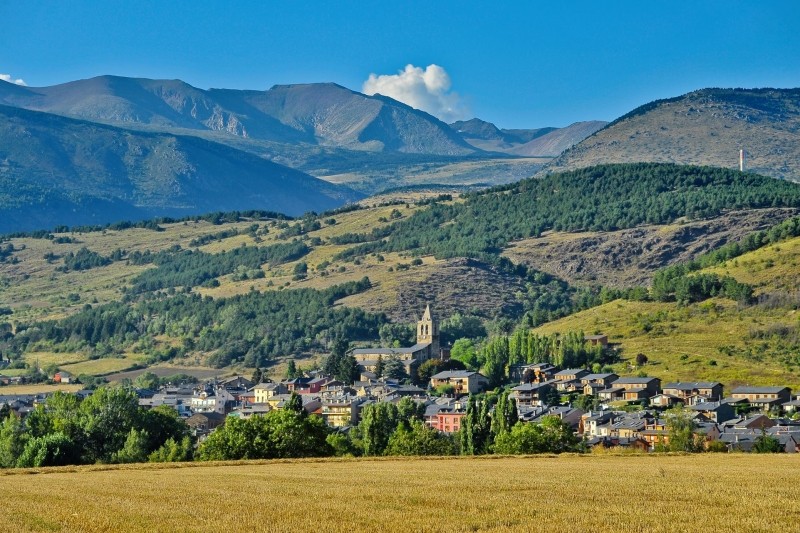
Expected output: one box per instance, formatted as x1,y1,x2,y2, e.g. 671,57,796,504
333,163,800,262
0,387,191,468
10,278,383,368
126,240,310,294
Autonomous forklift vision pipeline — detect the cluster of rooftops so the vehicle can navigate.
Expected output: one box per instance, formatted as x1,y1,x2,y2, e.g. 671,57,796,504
3,361,799,452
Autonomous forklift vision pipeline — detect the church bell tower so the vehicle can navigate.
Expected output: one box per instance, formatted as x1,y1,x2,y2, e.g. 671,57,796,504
416,304,440,358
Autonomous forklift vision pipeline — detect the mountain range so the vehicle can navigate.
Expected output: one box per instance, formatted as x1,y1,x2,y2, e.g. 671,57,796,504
449,118,607,156
0,75,612,231
3,76,800,234
0,104,361,232
0,76,475,155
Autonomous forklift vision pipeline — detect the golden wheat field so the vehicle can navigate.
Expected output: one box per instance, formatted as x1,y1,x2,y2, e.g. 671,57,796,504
0,455,798,532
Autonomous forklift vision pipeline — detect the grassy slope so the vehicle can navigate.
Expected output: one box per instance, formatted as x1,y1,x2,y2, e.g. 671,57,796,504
0,205,419,322
533,237,800,388
0,455,798,532
0,204,447,380
3,196,799,386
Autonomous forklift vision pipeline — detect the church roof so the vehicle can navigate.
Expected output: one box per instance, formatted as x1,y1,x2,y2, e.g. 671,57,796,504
351,343,430,356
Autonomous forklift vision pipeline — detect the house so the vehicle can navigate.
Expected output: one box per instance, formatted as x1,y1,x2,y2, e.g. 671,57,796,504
510,381,555,407
582,411,617,437
237,403,272,419
732,414,776,431
580,373,618,388
219,375,254,391
190,388,237,414
266,394,322,415
352,305,442,375
185,412,227,436
585,334,609,347
53,371,73,384
612,417,647,439
433,407,466,434
718,431,797,453
253,382,288,404
553,369,589,392
581,373,618,397
430,371,489,396
138,393,192,417
597,386,626,402
650,394,683,408
509,363,557,383
663,382,724,403
689,401,736,423
613,377,661,398
318,396,363,427
730,386,792,410
538,406,585,430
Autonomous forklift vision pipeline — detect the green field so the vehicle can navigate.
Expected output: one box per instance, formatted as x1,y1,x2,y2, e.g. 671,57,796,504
0,455,798,532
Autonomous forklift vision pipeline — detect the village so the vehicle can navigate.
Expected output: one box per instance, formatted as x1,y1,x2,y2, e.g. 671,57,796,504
2,306,800,454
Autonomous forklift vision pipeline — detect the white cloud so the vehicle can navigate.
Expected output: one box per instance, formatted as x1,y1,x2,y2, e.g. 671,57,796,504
362,64,468,122
0,73,27,86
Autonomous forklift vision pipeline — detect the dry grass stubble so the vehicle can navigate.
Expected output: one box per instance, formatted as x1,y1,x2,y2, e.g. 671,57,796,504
0,455,798,532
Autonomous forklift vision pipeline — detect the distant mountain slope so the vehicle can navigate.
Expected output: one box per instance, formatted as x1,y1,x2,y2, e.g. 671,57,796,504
508,121,607,156
0,105,361,232
0,77,475,155
449,118,605,155
545,88,800,180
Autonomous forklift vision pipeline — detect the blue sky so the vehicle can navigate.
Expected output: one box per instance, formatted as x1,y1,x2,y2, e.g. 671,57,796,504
1,1,799,128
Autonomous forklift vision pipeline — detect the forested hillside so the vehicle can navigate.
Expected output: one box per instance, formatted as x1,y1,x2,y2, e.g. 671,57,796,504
2,163,800,385
334,163,800,261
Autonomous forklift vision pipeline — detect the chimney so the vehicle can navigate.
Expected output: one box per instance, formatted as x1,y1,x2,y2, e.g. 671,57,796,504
739,149,746,172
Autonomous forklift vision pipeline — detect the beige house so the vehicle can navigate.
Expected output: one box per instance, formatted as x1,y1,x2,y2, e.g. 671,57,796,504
430,371,489,396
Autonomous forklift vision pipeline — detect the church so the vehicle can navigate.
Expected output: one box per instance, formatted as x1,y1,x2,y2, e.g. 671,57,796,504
351,305,441,374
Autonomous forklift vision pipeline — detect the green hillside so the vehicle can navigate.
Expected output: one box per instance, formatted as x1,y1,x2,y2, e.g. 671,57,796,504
533,230,800,388
2,163,800,385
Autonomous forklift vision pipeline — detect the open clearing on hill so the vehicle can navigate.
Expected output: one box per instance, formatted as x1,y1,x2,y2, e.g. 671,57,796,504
533,298,800,388
0,455,798,532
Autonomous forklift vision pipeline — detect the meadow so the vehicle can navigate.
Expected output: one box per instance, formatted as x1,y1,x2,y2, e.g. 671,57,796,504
0,455,797,532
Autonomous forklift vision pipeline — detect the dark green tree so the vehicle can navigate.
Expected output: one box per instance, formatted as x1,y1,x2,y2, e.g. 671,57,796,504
491,390,518,438
383,355,408,381
753,431,783,453
336,353,360,384
285,392,306,417
384,420,455,456
493,417,579,454
16,433,82,467
0,414,27,468
359,402,399,456
459,395,492,455
286,360,298,379
149,436,194,462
